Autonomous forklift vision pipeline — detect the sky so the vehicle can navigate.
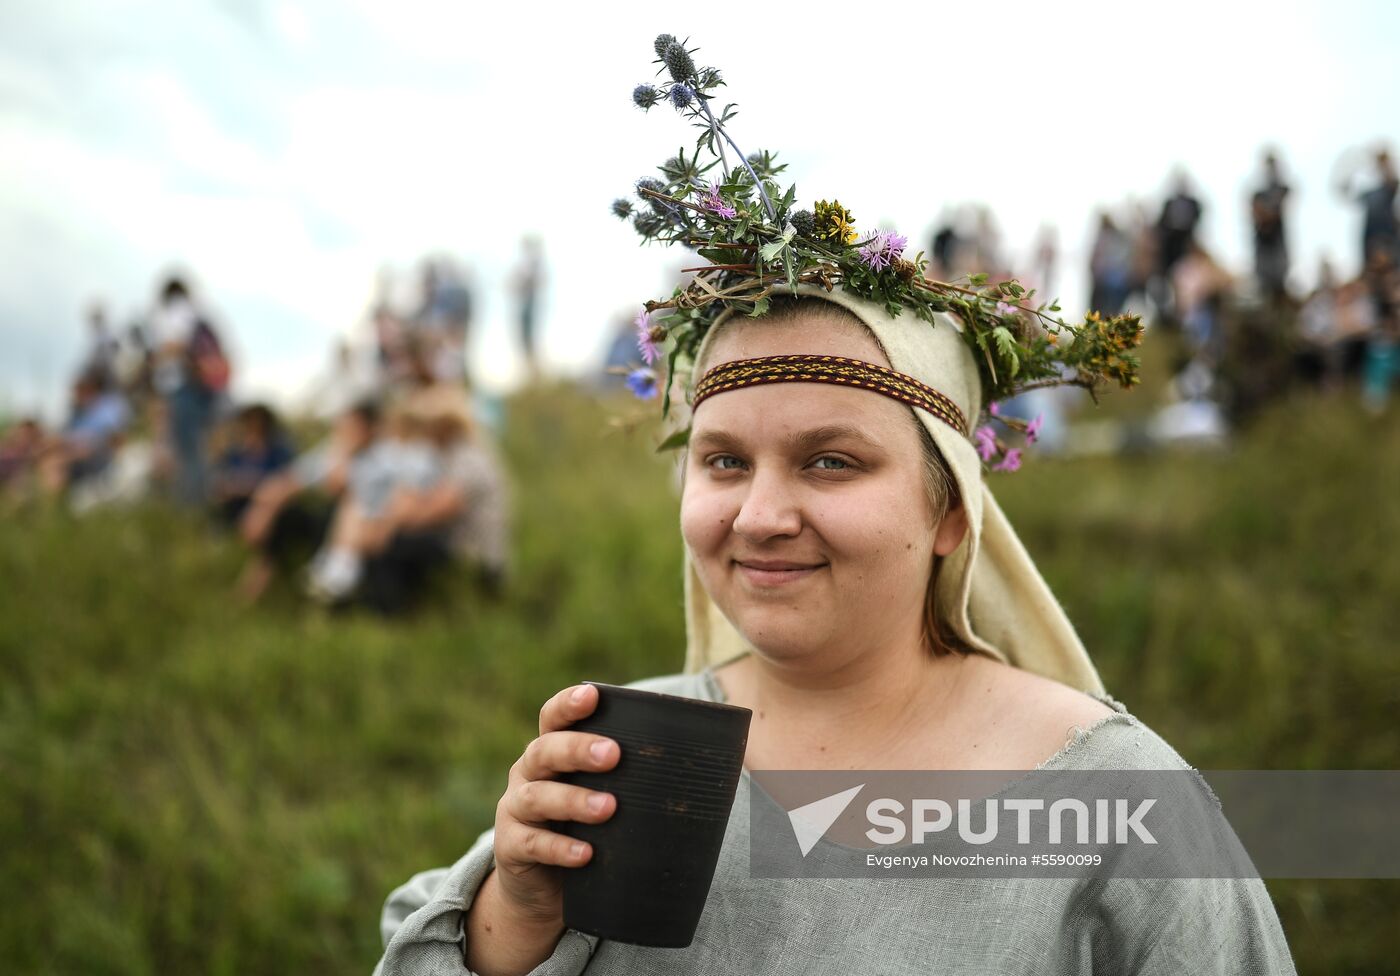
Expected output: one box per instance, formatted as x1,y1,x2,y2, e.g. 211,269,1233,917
2,0,1398,421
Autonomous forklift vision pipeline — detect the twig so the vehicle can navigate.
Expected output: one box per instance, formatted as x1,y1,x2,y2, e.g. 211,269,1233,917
694,95,775,222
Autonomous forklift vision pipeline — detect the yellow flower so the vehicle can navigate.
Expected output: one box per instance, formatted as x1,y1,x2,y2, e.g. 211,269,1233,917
815,199,857,246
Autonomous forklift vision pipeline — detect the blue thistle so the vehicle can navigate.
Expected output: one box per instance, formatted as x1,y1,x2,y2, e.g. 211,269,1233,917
611,198,634,219
653,33,678,58
632,84,660,110
669,84,695,110
662,42,696,83
789,209,815,239
633,212,668,238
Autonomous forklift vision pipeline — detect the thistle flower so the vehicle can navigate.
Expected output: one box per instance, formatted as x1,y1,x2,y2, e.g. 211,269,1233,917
669,83,695,109
632,212,667,238
1025,413,1044,444
814,199,857,246
636,177,680,220
696,183,737,220
662,42,696,83
611,198,634,219
789,209,815,239
653,33,678,58
632,84,660,110
974,425,998,462
635,309,663,365
626,367,659,400
858,229,908,272
992,448,1022,472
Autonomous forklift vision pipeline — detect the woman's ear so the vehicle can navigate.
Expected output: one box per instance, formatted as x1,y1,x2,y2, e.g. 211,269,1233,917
932,502,968,557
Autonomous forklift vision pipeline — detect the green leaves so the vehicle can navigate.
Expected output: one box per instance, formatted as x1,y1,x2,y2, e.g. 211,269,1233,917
654,426,692,452
991,326,1020,378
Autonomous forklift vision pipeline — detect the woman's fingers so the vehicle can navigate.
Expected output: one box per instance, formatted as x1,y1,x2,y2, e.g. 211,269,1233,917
496,823,593,871
538,683,600,735
505,779,616,827
516,730,619,783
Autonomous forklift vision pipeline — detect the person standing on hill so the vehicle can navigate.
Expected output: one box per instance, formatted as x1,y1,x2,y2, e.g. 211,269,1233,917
1337,147,1399,268
512,236,546,383
149,275,230,506
1250,150,1291,301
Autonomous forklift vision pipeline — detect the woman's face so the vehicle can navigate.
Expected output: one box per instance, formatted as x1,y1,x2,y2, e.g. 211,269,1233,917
680,310,966,671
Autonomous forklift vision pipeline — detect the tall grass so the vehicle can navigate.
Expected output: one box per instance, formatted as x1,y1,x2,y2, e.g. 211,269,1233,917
1,375,1395,974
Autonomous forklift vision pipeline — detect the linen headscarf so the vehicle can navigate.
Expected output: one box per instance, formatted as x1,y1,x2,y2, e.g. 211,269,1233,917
679,283,1105,696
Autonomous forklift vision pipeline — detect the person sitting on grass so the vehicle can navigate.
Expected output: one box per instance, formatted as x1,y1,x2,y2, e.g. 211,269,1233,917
237,399,384,603
35,369,131,500
307,386,508,614
210,403,294,526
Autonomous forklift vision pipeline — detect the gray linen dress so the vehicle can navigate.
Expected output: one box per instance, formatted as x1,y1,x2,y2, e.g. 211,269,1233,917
373,670,1297,975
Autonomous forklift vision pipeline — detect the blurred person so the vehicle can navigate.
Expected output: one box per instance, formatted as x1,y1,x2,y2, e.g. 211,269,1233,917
303,400,442,603
150,275,230,506
512,236,546,381
36,369,131,497
112,320,154,404
1250,150,1291,301
317,388,508,615
928,211,960,281
210,404,294,525
0,418,44,506
1125,200,1158,311
1295,258,1372,388
1088,211,1133,317
1361,249,1400,414
967,205,1003,276
1337,146,1399,267
237,400,382,603
1172,240,1233,365
1153,171,1204,322
416,258,475,385
80,301,119,389
1030,225,1057,299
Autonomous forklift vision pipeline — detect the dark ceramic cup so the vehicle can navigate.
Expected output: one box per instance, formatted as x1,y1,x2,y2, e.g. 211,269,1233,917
556,681,752,948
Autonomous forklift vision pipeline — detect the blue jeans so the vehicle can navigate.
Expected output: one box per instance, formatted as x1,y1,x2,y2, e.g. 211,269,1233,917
168,383,215,505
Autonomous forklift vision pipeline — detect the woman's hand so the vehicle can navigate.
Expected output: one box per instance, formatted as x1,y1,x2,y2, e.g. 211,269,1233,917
465,684,619,974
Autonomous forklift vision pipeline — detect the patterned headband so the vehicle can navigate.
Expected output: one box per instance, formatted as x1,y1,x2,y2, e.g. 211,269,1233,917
692,354,969,437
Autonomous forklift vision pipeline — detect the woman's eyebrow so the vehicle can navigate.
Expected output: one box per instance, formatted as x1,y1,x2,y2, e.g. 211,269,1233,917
691,424,880,452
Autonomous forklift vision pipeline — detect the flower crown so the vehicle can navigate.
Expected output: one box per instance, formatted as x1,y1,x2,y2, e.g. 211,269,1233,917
617,35,1144,470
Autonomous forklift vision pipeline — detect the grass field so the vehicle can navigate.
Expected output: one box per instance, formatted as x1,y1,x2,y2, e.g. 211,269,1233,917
2,356,1398,973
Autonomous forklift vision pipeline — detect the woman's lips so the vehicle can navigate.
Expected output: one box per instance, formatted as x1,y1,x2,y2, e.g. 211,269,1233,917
734,560,826,587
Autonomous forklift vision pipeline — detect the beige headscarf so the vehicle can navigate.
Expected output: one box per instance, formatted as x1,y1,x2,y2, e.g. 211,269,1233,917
679,284,1105,696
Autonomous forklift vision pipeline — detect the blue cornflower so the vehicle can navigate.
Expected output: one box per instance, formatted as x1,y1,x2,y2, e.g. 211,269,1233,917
626,368,660,400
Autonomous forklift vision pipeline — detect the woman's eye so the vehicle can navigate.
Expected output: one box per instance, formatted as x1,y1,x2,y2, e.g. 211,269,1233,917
812,456,850,471
709,455,745,471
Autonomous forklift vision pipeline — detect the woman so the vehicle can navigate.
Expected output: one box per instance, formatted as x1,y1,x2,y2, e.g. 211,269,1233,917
371,288,1295,975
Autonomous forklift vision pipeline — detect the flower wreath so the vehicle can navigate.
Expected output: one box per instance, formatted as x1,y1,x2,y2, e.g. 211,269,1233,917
615,35,1144,470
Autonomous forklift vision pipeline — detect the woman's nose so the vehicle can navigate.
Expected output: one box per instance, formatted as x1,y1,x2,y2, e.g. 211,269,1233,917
731,467,802,541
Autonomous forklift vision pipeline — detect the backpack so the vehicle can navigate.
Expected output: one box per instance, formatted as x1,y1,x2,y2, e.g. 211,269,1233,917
188,319,231,393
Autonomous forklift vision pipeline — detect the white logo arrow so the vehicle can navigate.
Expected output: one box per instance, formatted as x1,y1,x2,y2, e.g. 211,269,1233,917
787,784,865,856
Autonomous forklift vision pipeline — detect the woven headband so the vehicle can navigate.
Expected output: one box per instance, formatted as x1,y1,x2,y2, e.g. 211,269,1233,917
692,354,969,437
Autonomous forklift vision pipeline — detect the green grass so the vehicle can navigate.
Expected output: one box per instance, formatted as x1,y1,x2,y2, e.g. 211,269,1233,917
1,376,1397,974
